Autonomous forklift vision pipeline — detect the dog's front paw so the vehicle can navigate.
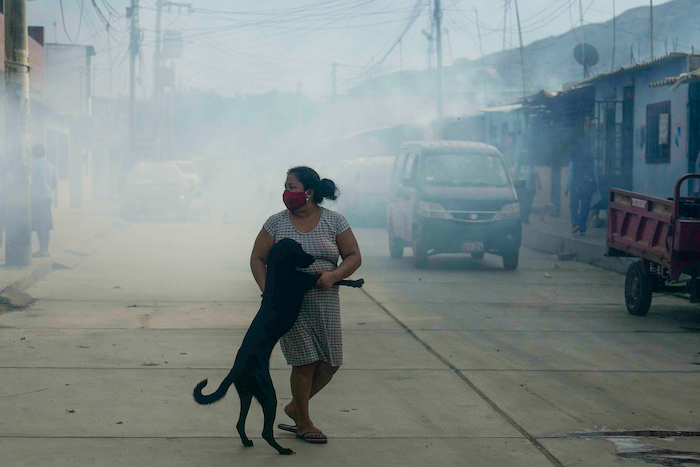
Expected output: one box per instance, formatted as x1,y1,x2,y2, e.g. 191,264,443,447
242,439,254,447
279,448,295,455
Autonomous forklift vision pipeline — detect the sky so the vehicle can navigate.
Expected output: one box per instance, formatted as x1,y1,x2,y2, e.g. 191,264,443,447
26,0,675,98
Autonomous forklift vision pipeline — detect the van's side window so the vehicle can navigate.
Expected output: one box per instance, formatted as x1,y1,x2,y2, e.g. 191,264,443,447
403,154,418,180
393,153,408,181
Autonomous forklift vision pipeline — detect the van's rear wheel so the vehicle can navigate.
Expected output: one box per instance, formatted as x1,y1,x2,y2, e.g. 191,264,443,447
412,228,429,269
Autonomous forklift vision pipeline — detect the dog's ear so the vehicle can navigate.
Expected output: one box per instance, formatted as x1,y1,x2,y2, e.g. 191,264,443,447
277,239,297,264
286,240,314,268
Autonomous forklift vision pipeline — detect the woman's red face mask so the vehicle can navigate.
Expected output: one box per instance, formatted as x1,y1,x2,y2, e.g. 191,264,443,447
283,189,308,211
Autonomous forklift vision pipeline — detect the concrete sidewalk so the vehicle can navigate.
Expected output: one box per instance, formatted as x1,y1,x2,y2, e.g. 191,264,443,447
0,205,122,309
521,213,635,275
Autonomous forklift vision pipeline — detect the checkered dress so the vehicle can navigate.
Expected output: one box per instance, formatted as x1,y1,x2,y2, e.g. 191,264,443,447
263,208,351,367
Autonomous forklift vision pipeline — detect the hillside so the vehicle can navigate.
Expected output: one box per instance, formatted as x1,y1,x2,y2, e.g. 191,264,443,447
349,0,700,102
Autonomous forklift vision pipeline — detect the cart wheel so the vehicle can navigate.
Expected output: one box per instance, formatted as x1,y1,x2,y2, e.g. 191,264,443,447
625,263,653,316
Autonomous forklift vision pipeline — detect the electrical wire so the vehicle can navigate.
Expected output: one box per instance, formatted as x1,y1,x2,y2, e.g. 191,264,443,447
59,0,85,44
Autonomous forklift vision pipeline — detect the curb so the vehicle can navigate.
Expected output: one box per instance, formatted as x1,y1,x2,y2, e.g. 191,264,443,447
0,214,122,310
522,226,634,275
0,260,53,309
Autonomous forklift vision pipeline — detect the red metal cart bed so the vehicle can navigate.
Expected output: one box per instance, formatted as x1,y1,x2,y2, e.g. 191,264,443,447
606,174,700,316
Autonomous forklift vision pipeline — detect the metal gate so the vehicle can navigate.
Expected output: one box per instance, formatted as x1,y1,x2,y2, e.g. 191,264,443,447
590,86,634,194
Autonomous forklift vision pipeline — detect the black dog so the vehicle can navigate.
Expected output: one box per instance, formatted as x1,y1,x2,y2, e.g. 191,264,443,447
193,238,319,455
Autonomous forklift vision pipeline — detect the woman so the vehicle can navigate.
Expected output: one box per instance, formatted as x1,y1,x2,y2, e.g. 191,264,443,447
250,166,362,444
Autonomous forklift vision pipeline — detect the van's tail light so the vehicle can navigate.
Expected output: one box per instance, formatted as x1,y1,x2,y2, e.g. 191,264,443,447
419,201,451,219
494,202,520,221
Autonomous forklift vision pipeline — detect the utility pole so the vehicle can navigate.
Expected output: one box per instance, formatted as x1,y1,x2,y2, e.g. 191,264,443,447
514,0,527,97
4,0,32,266
153,1,190,160
473,7,487,106
578,0,587,44
434,0,443,121
400,38,404,124
612,0,616,71
502,0,509,53
650,0,654,59
168,63,176,159
154,0,163,160
578,0,589,77
128,0,139,172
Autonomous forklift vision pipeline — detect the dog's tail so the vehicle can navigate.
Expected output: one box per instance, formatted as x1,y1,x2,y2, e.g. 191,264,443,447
193,373,235,405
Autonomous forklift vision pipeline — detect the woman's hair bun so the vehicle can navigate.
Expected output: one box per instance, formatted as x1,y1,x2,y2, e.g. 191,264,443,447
320,178,339,201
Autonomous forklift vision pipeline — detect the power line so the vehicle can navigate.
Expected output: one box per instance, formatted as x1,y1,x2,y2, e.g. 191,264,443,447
347,0,428,78
59,0,85,44
569,0,580,44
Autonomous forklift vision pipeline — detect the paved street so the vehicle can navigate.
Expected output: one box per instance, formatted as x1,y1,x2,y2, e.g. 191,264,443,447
1,213,700,466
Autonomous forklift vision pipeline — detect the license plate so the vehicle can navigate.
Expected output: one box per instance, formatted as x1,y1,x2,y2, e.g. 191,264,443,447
461,242,484,252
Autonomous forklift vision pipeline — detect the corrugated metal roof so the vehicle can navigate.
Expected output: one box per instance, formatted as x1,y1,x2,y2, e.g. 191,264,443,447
403,140,498,151
649,70,700,88
649,77,682,87
481,103,522,113
570,52,693,86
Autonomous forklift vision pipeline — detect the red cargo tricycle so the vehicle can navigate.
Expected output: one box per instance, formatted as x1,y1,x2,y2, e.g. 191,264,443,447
606,174,700,316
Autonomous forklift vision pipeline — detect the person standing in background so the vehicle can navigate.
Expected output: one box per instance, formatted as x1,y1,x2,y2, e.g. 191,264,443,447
30,144,57,257
515,152,541,224
565,151,599,236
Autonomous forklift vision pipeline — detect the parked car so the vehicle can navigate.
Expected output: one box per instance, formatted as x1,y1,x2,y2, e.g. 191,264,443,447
387,141,524,269
332,156,395,227
121,162,191,220
170,160,201,195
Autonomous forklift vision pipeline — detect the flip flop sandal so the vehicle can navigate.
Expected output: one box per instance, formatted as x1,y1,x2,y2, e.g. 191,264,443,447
296,431,328,444
278,424,297,433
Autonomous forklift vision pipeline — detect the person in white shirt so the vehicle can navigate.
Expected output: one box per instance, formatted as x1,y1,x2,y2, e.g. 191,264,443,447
30,145,57,257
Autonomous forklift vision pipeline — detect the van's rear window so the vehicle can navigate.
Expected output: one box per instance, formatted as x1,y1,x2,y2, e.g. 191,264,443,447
423,153,509,187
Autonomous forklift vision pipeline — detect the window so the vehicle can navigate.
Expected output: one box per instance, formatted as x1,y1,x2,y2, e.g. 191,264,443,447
392,152,407,180
403,154,417,179
646,101,671,163
423,153,509,187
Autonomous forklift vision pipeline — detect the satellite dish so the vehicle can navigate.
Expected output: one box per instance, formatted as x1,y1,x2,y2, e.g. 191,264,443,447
574,43,599,67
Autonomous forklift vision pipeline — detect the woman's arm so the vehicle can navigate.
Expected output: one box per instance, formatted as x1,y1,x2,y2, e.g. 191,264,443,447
250,228,274,292
316,228,362,289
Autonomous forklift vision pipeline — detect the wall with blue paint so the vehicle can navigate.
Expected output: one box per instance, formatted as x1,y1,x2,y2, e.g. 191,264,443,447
632,59,689,199
590,57,691,199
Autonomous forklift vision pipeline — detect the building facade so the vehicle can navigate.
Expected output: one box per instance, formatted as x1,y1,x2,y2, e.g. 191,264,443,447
567,53,700,199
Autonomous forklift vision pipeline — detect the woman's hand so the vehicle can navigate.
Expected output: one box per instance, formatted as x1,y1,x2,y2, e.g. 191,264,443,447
315,271,339,290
